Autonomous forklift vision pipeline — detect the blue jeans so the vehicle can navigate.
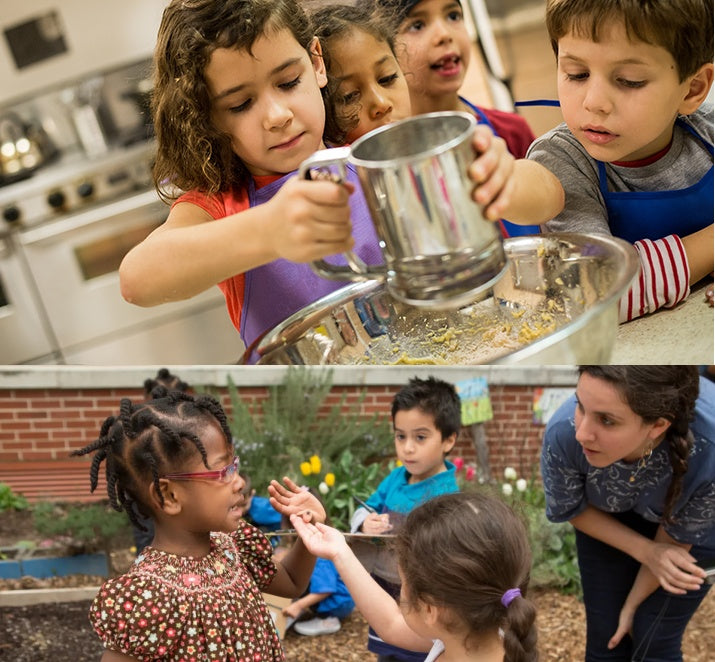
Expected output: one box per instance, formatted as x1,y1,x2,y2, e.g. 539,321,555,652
575,511,712,662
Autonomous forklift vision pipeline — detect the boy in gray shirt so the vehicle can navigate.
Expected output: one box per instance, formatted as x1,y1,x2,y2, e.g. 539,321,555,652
526,0,713,321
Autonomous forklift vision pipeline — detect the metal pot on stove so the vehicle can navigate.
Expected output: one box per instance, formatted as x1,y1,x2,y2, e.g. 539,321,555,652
0,113,57,185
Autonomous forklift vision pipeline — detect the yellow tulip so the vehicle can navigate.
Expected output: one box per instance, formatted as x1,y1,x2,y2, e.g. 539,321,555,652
396,459,403,467
325,473,335,487
300,461,312,476
310,455,321,474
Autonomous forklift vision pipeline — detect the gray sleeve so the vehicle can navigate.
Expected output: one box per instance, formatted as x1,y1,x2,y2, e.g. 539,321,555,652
350,507,369,533
527,125,612,236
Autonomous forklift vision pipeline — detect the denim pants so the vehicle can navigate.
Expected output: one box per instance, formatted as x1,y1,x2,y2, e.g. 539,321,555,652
575,511,712,662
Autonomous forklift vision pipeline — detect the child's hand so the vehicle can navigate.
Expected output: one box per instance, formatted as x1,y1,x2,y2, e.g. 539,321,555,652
266,177,356,263
282,601,304,619
361,512,392,535
268,477,327,524
290,513,348,560
467,125,516,221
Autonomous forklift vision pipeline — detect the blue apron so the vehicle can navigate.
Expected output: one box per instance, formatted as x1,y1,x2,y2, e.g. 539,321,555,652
598,120,713,242
515,100,714,242
459,96,541,236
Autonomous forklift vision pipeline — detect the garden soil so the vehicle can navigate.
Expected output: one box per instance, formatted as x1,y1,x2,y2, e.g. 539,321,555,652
1,509,713,661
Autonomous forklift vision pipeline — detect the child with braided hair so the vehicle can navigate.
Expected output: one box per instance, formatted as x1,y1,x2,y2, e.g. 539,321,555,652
291,490,539,662
71,391,326,662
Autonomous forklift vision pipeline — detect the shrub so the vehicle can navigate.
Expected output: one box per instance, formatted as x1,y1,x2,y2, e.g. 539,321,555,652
499,466,582,596
226,367,394,497
0,482,29,512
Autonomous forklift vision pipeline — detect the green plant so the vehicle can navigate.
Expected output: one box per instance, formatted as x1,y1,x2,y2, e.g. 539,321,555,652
0,482,29,512
499,466,582,596
33,502,132,556
226,367,393,494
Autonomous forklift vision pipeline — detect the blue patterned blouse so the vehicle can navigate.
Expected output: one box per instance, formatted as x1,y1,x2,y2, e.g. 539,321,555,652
541,377,715,552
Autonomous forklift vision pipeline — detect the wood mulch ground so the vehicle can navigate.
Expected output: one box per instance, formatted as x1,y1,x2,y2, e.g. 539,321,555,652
0,508,713,661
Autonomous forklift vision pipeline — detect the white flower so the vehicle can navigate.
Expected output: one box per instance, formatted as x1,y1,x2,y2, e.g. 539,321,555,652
504,466,517,480
318,481,329,495
502,483,513,496
516,478,528,492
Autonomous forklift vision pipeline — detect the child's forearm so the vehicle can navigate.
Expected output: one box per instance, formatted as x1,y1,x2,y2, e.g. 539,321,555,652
119,203,278,306
271,539,318,598
680,223,714,284
502,160,565,225
291,591,331,611
331,547,430,652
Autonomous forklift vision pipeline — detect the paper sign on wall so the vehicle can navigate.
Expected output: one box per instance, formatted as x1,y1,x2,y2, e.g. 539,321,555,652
532,387,573,425
455,377,493,425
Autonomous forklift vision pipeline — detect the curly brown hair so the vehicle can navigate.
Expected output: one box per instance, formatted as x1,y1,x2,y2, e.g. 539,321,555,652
545,0,714,81
151,0,318,201
578,365,700,523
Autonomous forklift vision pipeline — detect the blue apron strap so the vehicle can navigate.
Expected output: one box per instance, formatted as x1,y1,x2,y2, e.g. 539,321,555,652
514,99,561,107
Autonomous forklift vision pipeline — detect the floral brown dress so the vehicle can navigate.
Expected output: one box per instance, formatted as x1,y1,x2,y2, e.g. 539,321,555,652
89,522,283,661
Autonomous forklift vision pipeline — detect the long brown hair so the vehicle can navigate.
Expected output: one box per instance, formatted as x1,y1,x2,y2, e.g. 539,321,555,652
395,492,538,662
578,365,700,523
151,0,317,201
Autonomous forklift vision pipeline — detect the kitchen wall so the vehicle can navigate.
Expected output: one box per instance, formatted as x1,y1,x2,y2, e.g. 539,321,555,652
0,0,165,105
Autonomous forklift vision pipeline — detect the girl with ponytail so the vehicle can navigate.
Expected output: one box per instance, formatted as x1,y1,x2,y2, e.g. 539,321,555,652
291,491,538,662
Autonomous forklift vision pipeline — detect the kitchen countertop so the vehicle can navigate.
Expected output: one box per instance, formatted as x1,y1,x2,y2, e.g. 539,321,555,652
611,281,713,364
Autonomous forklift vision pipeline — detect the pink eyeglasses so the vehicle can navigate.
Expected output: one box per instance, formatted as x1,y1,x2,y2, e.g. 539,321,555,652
163,457,240,484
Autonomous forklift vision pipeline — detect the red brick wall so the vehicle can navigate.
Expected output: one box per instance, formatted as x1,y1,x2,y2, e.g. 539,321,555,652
0,383,547,500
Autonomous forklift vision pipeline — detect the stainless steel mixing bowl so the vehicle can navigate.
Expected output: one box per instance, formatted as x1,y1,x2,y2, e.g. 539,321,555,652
244,233,639,365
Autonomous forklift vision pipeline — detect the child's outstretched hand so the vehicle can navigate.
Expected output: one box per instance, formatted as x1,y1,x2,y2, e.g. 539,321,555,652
268,477,327,524
467,124,516,221
290,513,348,561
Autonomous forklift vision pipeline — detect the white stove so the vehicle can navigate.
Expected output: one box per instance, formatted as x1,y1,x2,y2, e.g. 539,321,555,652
0,140,155,230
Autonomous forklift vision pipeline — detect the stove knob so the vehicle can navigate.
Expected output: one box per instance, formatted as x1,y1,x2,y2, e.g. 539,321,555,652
47,190,66,209
2,206,21,223
77,181,94,198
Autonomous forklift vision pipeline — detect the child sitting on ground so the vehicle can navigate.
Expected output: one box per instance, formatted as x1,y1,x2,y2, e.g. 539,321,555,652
71,391,326,661
351,375,461,661
292,490,539,662
526,0,713,321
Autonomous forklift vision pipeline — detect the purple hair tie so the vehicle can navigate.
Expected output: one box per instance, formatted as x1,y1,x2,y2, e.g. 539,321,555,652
501,587,521,608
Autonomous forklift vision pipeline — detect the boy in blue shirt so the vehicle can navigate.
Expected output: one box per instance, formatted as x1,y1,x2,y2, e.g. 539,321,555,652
351,375,461,661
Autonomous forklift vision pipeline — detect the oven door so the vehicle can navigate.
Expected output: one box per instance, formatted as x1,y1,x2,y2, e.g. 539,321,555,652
17,189,239,362
0,232,59,363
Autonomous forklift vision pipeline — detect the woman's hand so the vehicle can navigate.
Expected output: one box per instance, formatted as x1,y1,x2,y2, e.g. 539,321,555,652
290,513,348,560
268,477,327,524
360,512,392,535
642,542,705,594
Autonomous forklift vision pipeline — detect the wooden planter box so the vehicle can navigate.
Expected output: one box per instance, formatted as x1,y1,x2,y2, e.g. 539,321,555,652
0,552,108,579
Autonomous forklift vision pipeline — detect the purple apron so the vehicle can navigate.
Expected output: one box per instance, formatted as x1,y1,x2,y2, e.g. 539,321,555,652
241,165,382,358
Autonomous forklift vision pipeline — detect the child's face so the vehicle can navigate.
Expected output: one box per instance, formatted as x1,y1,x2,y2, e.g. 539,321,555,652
329,28,411,143
206,28,328,177
393,407,456,483
167,422,247,534
395,0,471,102
556,19,698,162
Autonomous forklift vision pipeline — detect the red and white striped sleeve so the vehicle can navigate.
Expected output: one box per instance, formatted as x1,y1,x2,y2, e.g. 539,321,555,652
618,235,691,323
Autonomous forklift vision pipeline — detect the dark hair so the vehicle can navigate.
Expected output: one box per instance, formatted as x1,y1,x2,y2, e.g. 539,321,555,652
395,492,537,662
70,392,233,531
545,0,714,80
391,376,461,439
143,368,190,400
151,0,317,200
311,3,398,144
578,365,700,523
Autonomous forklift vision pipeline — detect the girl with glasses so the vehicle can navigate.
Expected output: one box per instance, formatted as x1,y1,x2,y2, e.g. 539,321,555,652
71,390,325,662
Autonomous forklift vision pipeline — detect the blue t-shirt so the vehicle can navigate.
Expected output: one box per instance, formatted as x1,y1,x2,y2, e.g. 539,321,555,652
541,377,715,553
364,460,459,516
309,558,355,620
